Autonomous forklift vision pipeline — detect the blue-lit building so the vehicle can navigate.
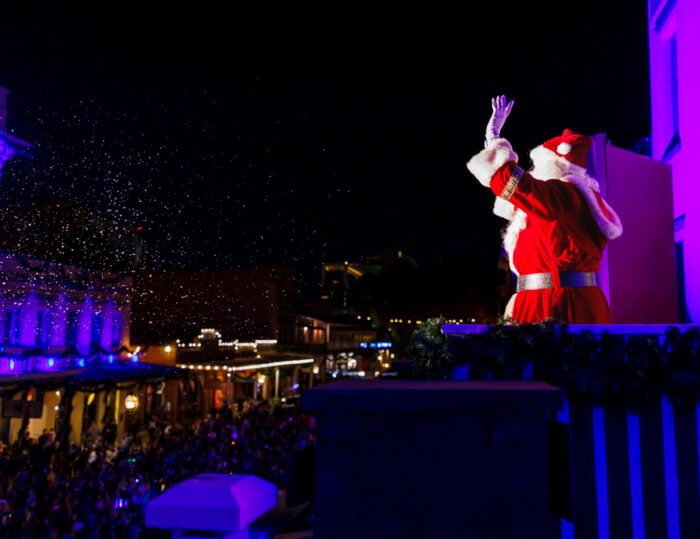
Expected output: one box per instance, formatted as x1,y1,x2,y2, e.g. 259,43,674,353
0,86,181,446
0,251,134,443
0,86,32,178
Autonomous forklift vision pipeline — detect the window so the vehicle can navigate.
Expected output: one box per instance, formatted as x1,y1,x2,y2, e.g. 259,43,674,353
91,312,104,348
661,34,681,160
66,311,80,347
111,312,123,347
670,35,679,130
676,241,690,323
35,310,49,346
3,309,20,345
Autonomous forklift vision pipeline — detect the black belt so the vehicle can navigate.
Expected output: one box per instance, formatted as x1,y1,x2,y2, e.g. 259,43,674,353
516,271,598,292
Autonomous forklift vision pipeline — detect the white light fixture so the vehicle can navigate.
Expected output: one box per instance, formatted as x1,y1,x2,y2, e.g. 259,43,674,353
125,394,139,410
164,345,172,353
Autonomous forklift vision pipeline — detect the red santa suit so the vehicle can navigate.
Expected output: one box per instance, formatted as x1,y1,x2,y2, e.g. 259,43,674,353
467,129,622,324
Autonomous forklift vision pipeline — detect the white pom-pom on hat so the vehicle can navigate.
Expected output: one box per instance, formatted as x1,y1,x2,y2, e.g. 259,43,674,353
557,142,572,155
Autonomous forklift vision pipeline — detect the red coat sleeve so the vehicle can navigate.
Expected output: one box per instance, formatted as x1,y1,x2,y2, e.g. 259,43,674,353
490,162,578,222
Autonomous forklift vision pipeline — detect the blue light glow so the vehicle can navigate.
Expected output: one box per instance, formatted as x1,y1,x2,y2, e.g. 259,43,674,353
47,358,55,367
9,360,14,370
593,407,610,539
627,411,645,539
132,354,139,363
361,341,392,349
108,354,114,363
78,359,85,368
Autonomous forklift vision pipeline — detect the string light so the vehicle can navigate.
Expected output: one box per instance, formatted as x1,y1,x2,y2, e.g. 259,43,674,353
228,358,313,372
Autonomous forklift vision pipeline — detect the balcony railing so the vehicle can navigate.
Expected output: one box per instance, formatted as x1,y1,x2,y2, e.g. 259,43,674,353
443,323,700,539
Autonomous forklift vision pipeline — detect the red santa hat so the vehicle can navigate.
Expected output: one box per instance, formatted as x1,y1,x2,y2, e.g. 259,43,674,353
530,128,623,240
541,128,592,171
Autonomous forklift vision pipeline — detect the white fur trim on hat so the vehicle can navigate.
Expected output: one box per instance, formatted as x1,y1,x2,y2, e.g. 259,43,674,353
557,142,572,155
529,145,623,240
529,145,590,180
467,138,518,187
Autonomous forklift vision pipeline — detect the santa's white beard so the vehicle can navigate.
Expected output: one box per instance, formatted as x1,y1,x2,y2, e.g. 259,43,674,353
502,209,526,275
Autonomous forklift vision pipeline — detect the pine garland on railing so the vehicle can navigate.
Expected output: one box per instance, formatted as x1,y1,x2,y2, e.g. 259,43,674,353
408,317,453,379
447,323,700,410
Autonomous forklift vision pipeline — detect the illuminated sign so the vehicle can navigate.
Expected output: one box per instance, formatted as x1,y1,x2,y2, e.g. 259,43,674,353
360,342,392,349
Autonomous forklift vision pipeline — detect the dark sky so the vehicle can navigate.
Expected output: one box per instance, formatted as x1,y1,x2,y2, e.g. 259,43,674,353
0,3,650,291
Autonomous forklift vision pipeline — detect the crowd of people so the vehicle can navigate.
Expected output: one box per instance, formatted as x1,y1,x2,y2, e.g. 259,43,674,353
0,402,314,538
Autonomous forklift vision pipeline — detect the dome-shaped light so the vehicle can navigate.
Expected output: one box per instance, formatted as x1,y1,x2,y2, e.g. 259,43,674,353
125,394,139,411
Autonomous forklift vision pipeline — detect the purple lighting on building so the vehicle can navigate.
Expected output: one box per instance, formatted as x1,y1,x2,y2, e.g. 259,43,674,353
649,0,700,321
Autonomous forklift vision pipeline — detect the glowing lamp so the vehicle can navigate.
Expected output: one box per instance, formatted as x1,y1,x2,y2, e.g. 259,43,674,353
78,359,85,368
47,358,55,367
165,345,172,353
313,366,319,374
125,394,139,411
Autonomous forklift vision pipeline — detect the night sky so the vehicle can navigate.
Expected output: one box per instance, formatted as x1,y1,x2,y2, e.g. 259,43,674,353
0,3,650,292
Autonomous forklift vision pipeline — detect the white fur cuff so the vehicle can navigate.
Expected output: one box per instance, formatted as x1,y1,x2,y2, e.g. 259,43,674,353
493,196,515,220
467,138,518,187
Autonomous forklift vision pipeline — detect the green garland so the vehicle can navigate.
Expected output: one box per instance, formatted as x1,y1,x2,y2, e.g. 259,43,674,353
408,317,453,379
448,323,700,411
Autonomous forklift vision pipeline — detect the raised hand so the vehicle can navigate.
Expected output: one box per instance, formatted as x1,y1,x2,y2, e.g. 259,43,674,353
485,95,515,144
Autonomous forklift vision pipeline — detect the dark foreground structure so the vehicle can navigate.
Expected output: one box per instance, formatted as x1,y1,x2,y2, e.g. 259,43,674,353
304,379,562,538
302,323,700,539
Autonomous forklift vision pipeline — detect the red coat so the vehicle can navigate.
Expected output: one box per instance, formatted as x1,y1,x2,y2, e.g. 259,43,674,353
467,137,622,324
490,162,617,324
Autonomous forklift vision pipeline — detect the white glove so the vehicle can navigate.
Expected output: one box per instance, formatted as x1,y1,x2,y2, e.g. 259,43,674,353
485,95,514,145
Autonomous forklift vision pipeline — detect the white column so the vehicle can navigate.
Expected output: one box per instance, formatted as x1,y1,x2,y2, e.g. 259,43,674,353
19,291,38,346
100,298,115,352
274,368,280,399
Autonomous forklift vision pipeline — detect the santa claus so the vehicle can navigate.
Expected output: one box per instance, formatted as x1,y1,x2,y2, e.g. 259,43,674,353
467,96,623,324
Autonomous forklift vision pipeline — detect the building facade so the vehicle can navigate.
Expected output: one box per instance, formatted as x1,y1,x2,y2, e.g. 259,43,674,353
0,252,136,443
648,0,700,321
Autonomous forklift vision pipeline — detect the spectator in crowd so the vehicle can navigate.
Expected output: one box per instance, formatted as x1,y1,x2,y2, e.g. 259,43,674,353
0,402,313,537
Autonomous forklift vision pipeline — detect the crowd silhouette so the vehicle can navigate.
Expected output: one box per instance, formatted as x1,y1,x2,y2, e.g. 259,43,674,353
0,402,314,538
